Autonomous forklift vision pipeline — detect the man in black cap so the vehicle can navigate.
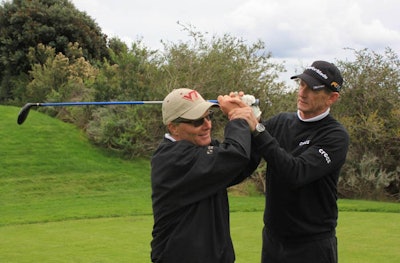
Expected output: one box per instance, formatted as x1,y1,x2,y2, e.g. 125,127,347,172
218,61,349,263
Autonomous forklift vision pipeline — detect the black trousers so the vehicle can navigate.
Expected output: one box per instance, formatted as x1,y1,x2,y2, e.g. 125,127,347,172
261,231,338,263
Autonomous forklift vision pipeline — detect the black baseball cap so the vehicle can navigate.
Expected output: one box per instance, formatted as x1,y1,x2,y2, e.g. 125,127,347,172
291,61,343,92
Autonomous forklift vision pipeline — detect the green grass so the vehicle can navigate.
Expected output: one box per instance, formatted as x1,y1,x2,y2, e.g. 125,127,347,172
1,106,152,226
337,212,400,263
1,105,400,262
0,216,153,263
1,212,399,263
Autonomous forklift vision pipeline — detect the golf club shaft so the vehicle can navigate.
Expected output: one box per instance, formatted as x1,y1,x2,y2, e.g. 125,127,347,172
32,101,165,106
17,100,220,125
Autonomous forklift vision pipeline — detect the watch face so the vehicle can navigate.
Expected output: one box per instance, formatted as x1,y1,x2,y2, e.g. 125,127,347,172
256,123,265,132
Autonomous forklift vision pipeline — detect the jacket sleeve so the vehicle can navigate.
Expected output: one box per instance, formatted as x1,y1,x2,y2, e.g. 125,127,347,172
227,138,261,187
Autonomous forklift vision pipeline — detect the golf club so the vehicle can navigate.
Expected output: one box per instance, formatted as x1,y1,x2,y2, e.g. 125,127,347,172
17,98,259,125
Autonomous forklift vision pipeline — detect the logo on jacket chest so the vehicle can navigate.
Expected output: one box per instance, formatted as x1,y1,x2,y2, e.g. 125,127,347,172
206,146,214,155
299,139,310,146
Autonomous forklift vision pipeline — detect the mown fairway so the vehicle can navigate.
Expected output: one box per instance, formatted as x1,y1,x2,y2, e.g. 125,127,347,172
1,105,399,262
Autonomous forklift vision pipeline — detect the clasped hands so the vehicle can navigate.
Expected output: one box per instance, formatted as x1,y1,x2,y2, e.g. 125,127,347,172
217,91,260,132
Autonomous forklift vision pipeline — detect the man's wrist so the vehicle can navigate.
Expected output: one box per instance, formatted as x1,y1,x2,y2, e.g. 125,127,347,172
252,123,265,137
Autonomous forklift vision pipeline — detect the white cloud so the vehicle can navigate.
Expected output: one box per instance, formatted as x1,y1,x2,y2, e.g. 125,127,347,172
71,0,399,82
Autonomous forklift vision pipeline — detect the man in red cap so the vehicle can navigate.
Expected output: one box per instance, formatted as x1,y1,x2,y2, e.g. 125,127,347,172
150,88,258,263
219,61,349,263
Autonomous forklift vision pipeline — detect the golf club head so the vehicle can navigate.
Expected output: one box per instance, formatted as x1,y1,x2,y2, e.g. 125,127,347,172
17,103,37,125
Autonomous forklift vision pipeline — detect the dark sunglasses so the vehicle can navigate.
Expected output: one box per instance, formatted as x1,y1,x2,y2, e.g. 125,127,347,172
173,110,214,127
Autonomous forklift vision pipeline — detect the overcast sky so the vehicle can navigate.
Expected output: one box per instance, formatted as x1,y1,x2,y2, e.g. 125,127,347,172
71,0,399,83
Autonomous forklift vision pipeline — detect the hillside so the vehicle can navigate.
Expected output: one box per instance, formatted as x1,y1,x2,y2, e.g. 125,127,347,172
2,105,398,227
0,105,152,226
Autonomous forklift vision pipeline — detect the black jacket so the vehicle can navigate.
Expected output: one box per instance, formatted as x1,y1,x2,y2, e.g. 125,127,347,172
254,112,349,241
150,119,258,263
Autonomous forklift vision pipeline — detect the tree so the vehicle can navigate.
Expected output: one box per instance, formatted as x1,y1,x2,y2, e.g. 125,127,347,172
87,40,164,157
26,43,98,127
0,0,108,103
334,48,400,200
156,23,285,137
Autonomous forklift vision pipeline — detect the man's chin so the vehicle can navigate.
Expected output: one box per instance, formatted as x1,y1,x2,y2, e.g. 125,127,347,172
198,137,211,146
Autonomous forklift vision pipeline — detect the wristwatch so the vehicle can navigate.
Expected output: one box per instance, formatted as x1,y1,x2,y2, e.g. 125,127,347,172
252,123,265,137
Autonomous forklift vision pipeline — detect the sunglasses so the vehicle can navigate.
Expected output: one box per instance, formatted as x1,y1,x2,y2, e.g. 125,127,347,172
173,110,214,127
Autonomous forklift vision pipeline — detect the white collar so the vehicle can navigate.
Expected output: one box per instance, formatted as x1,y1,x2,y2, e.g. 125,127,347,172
165,133,176,142
297,108,330,122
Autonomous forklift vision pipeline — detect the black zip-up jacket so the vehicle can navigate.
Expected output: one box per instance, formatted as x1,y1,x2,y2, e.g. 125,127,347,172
254,112,349,241
150,119,258,263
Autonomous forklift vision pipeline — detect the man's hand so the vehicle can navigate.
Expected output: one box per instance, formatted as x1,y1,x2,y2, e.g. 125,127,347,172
228,107,259,132
227,91,262,119
218,93,259,131
217,95,248,115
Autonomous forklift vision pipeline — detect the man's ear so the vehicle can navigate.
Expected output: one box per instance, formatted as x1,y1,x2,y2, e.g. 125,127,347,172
167,123,179,136
327,92,340,106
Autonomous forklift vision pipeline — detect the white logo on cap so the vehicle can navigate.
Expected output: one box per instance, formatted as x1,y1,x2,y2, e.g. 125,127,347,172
306,66,328,80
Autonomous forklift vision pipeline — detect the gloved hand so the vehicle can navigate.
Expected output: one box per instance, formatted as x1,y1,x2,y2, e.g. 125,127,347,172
240,94,262,119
